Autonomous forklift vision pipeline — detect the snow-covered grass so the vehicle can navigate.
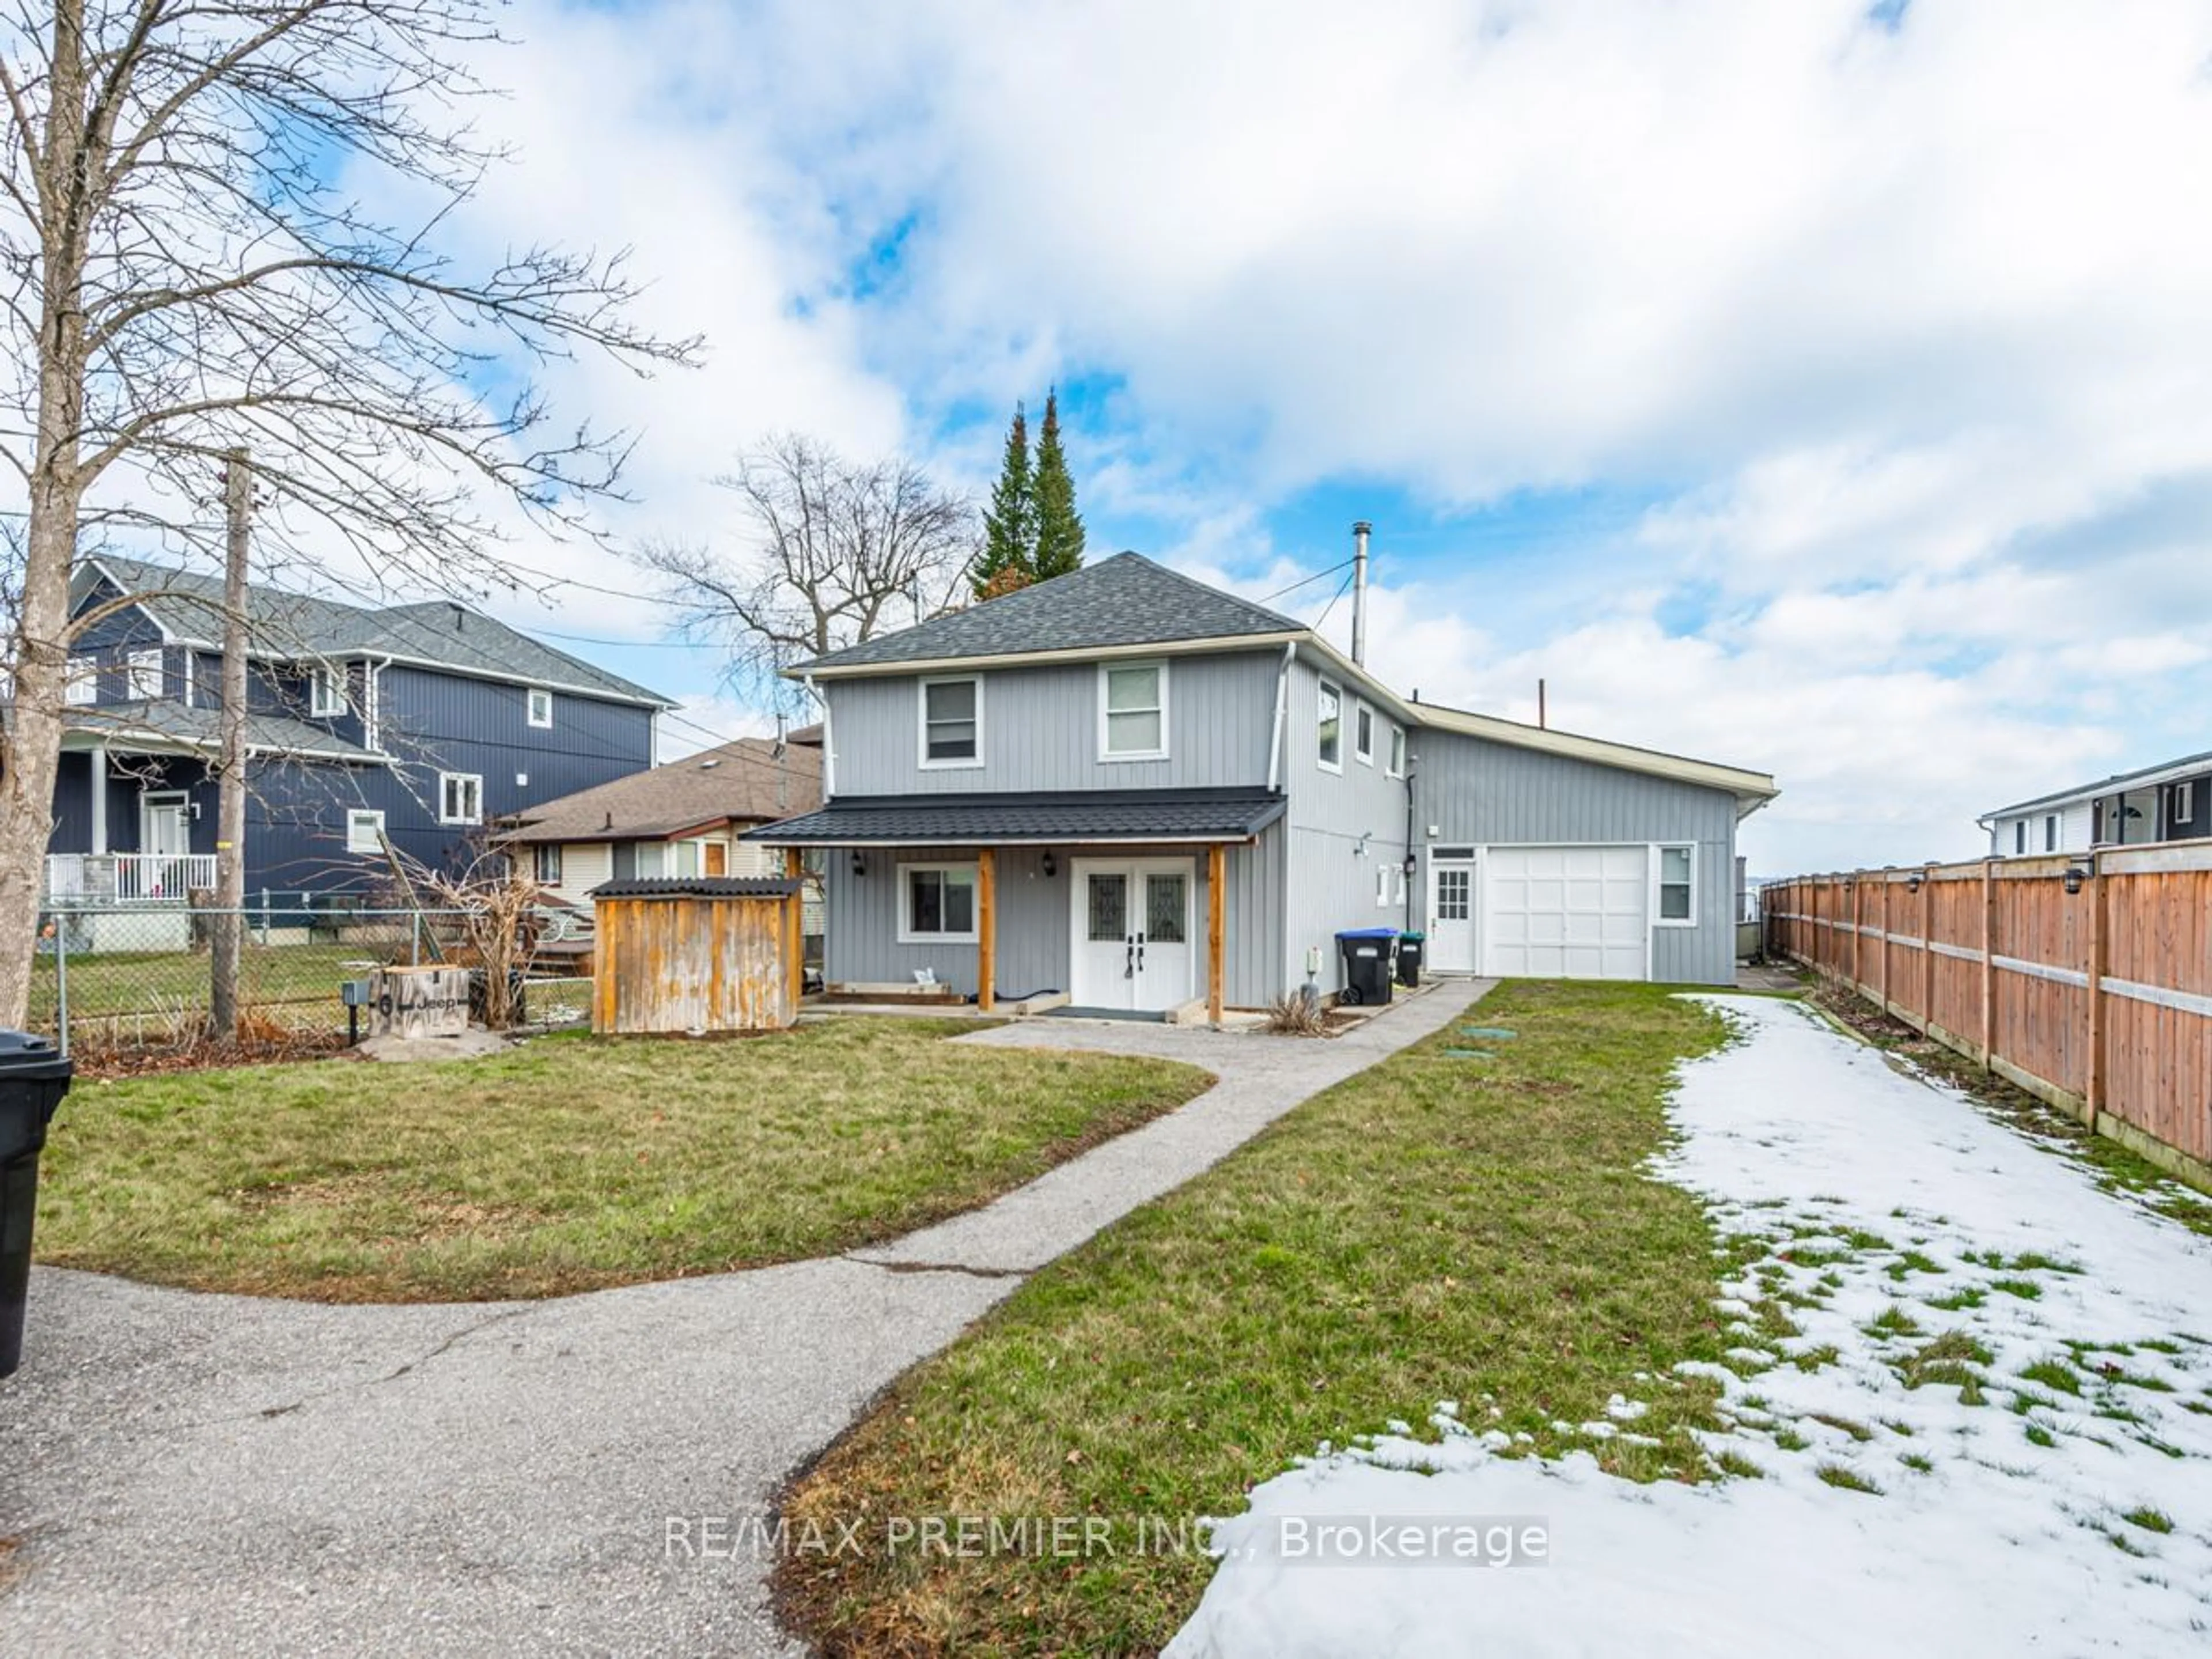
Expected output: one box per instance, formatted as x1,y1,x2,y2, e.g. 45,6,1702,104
1169,997,2212,1657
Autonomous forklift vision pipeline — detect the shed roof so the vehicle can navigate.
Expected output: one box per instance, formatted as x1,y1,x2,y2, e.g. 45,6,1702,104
588,877,804,900
743,787,1288,846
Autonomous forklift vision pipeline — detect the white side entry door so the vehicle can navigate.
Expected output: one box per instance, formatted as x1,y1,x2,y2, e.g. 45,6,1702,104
1426,851,1479,972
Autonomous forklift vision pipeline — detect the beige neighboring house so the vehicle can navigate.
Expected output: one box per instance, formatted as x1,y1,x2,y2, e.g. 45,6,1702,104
499,727,825,932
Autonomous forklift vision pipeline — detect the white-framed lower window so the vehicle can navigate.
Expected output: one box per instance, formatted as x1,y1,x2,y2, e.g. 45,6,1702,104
64,656,98,706
527,687,554,729
1354,702,1376,767
1374,861,1404,908
345,808,385,855
1099,660,1168,760
438,771,483,825
126,647,164,701
899,862,979,943
309,664,347,718
2044,814,2059,853
1387,724,1406,779
2013,820,2027,856
919,675,983,768
635,840,703,879
1317,678,1343,772
533,843,563,885
1657,844,1695,925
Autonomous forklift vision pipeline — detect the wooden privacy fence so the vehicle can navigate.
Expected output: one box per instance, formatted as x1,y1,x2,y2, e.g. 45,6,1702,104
1763,844,2212,1191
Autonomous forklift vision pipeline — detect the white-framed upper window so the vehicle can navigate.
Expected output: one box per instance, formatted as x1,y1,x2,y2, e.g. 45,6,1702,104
1387,724,1406,779
2013,820,2027,856
1354,702,1376,767
633,840,703,879
899,862,979,942
125,647,164,701
2171,781,2195,827
309,665,347,718
438,771,483,825
345,808,385,855
64,656,98,706
533,843,564,885
527,687,554,729
1657,844,1695,925
1099,661,1169,761
919,675,983,768
2044,814,2059,853
1316,679,1343,772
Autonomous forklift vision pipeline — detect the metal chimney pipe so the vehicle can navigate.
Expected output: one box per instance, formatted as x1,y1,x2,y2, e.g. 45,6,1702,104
1350,521,1372,665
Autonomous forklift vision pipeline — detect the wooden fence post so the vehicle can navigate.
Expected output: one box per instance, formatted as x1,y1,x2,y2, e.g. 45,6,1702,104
2085,852,2106,1121
1879,872,1891,1010
1921,866,1935,1027
1980,859,1997,1071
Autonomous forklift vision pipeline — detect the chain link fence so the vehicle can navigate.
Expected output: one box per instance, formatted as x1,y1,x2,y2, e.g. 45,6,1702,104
30,900,595,1062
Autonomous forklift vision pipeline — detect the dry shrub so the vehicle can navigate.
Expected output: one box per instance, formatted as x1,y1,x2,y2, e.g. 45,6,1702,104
1266,990,1328,1036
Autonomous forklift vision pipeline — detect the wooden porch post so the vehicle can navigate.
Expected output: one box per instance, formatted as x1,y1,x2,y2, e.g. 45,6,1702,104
1207,842,1226,1025
977,848,997,1014
783,847,804,1017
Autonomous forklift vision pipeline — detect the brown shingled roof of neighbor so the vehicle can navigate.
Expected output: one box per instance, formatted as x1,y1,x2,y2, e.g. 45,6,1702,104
499,734,823,844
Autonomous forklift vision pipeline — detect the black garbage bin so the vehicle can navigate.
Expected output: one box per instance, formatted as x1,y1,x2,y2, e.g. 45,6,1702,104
1396,930,1426,988
0,1031,73,1378
1335,927,1399,1006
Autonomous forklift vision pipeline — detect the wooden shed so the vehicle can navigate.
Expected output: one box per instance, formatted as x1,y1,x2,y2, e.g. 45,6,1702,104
589,876,804,1035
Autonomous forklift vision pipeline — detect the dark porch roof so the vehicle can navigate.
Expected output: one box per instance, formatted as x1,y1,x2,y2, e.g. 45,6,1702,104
742,787,1287,846
58,702,381,762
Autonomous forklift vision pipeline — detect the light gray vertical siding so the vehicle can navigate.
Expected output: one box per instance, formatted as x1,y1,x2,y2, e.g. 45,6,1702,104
820,831,1283,1006
1415,730,1741,986
825,650,1281,797
1282,660,1414,995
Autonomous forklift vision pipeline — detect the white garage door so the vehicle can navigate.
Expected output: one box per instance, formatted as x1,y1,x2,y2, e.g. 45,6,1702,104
1484,846,1650,980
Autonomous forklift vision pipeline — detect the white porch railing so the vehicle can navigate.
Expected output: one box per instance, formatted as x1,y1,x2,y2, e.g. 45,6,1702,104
46,853,219,905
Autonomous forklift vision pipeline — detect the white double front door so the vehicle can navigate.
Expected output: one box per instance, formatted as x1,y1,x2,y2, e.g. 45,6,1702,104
1070,857,1195,1012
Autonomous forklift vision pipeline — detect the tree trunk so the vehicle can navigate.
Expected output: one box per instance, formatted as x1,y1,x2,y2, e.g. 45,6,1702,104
208,449,251,1039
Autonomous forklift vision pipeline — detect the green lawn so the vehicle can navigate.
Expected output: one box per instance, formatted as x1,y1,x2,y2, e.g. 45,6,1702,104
779,983,1747,1658
35,1018,1211,1301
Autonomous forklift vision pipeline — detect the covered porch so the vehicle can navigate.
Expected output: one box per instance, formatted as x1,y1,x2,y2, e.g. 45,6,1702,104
747,789,1288,1022
46,738,220,907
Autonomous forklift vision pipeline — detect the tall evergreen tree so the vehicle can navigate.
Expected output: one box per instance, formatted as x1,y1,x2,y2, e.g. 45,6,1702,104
973,402,1035,599
1031,388,1087,580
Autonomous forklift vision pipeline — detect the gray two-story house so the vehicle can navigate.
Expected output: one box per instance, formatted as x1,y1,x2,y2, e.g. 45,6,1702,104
46,555,670,918
749,552,1775,1015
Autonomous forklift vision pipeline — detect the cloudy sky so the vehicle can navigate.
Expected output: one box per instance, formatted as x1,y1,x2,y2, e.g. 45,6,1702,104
423,0,2212,873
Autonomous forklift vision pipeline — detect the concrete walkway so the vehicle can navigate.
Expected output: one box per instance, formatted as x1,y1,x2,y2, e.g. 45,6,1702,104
0,979,1490,1658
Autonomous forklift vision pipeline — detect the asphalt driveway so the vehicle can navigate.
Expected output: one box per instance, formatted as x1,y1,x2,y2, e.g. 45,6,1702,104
0,979,1488,1657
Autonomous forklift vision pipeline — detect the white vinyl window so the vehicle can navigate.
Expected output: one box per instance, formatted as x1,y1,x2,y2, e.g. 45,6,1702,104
64,656,98,706
1374,861,1404,908
635,840,703,878
438,771,483,825
1387,724,1406,779
1657,845,1695,925
533,844,563,885
309,665,347,718
126,648,164,701
2044,814,2059,853
919,676,983,768
2171,781,2195,827
899,862,979,942
1099,661,1169,760
345,809,385,855
1354,702,1375,766
2014,821,2027,856
1317,679,1343,772
527,687,554,729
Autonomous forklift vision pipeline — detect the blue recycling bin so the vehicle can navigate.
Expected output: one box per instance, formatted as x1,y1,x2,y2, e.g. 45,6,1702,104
1335,927,1400,1006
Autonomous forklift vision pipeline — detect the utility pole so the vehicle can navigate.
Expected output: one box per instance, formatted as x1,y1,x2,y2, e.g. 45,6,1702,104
209,448,251,1040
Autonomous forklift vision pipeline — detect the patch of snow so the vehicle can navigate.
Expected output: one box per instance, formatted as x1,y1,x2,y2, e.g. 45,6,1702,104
1167,997,2212,1658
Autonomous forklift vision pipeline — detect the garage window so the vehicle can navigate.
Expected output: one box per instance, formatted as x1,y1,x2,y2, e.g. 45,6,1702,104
1657,846,1695,924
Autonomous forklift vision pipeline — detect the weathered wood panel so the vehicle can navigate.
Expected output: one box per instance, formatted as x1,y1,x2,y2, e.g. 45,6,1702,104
1763,848,2212,1189
593,894,794,1035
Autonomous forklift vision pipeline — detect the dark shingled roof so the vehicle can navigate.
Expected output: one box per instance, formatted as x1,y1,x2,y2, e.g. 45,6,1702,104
82,554,672,709
61,700,380,761
588,877,802,900
798,552,1304,672
741,787,1288,845
500,734,823,844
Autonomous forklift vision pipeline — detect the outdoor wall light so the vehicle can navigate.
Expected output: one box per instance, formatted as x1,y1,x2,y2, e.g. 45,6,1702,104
850,851,866,878
2063,862,2090,895
1042,850,1058,878
1403,853,1417,876
1906,873,1923,894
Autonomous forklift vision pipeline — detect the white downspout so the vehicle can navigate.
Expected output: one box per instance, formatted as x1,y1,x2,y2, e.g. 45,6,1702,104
805,673,834,799
1266,641,1294,794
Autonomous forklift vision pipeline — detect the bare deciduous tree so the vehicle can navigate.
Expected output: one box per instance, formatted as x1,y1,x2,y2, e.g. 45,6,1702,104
637,433,977,699
0,1,698,1029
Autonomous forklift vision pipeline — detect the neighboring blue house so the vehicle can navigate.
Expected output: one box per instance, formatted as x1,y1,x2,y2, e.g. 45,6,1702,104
45,554,671,909
749,551,1778,1016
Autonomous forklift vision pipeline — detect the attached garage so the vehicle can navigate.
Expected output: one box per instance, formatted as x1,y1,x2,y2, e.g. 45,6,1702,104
1483,845,1650,979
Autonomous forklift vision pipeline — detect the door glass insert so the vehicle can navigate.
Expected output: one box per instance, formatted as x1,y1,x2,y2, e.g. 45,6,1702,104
1145,873,1187,944
1088,873,1128,942
1437,868,1471,922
